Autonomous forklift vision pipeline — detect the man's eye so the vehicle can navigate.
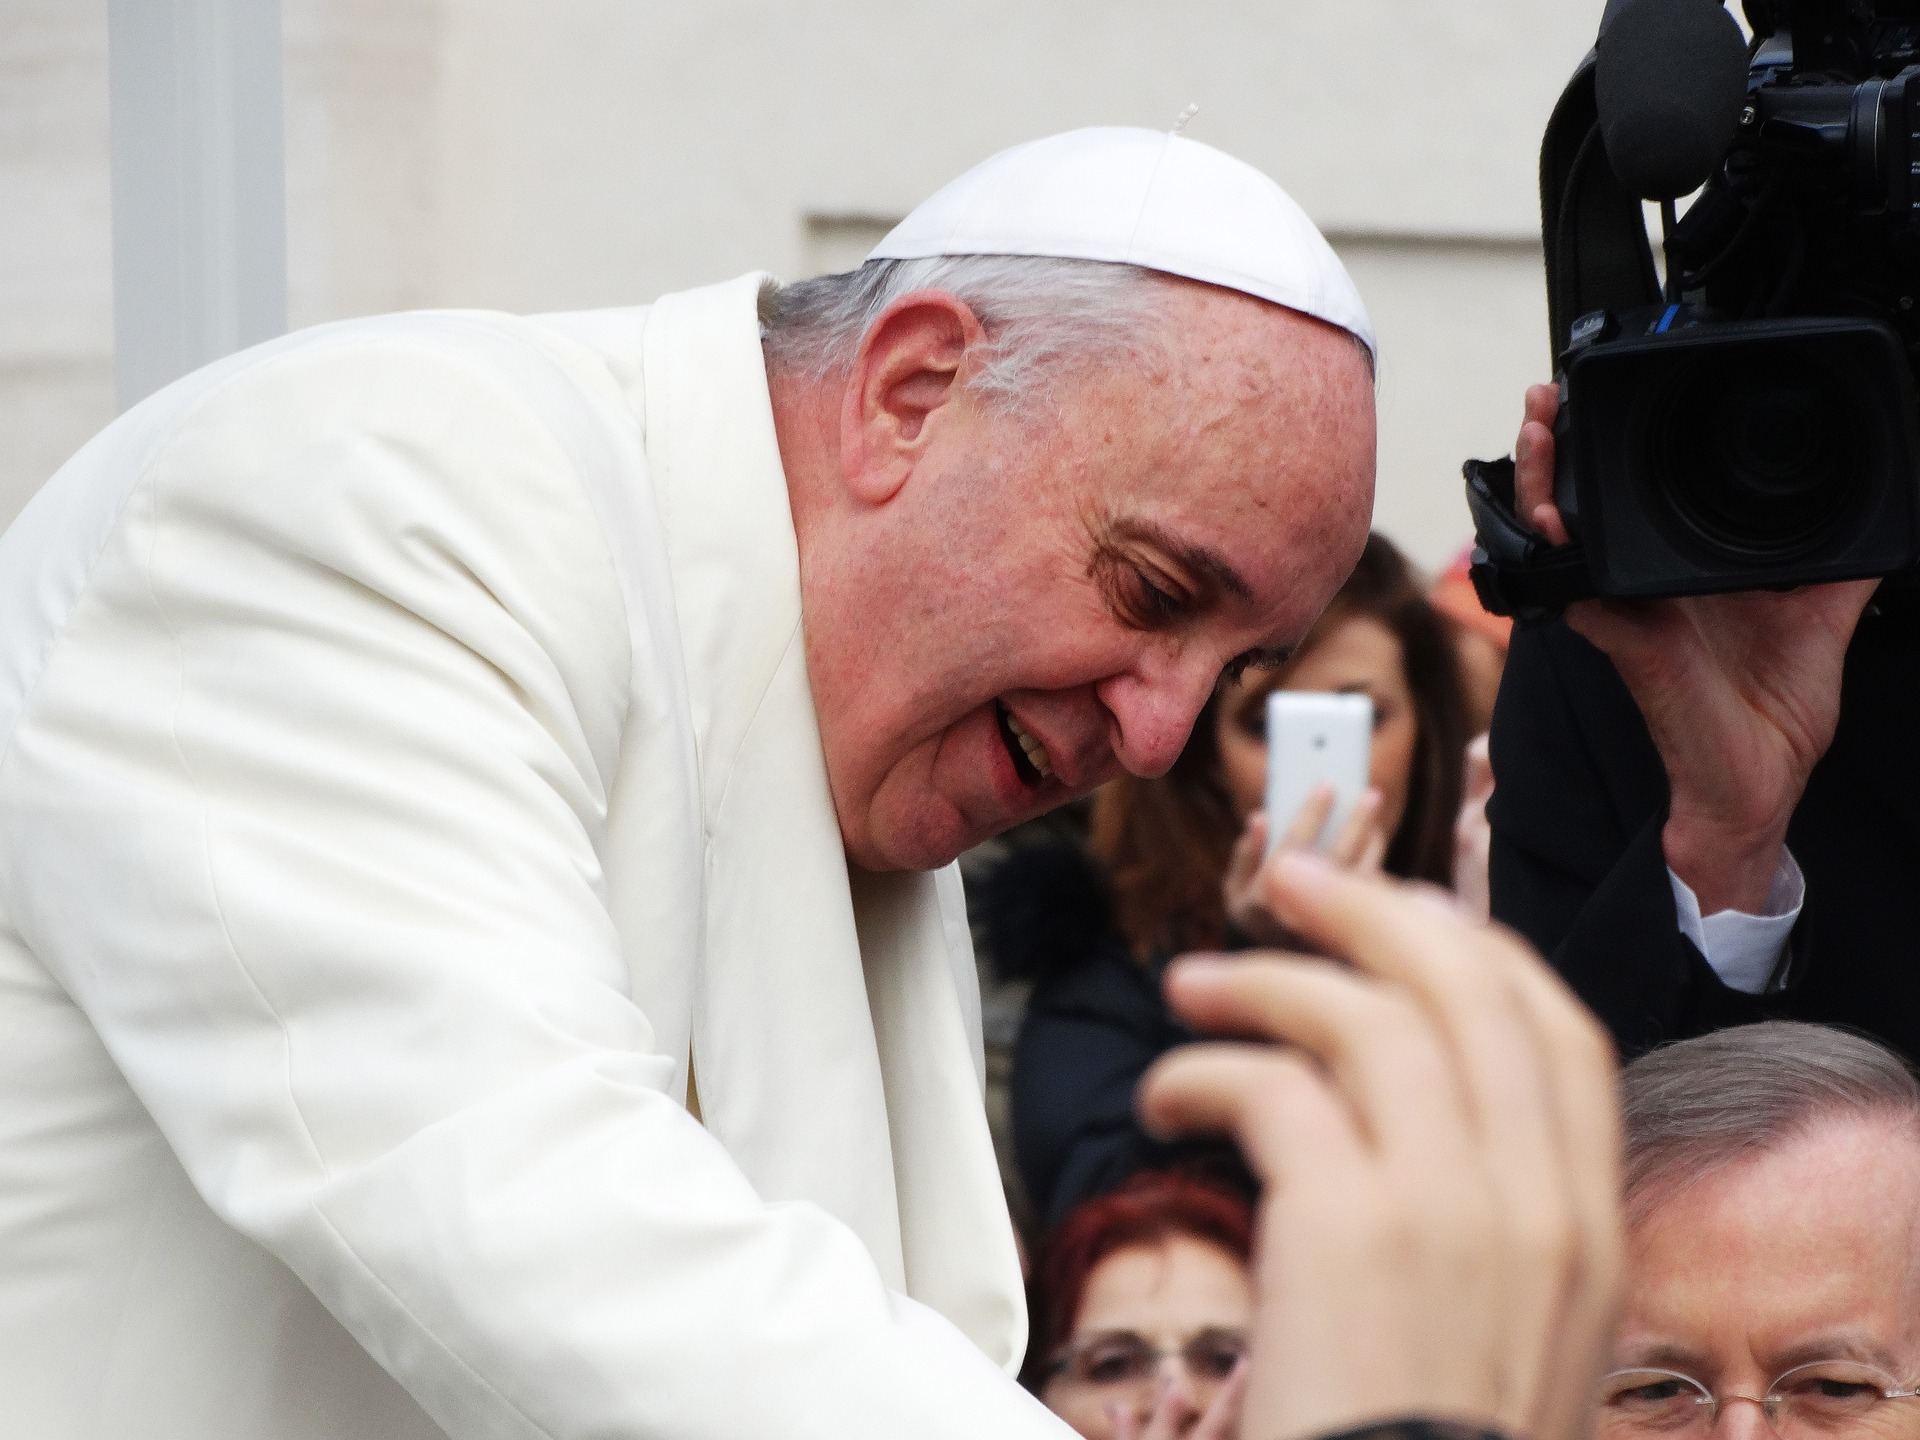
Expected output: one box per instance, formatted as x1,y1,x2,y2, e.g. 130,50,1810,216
1129,568,1185,626
1629,1383,1688,1402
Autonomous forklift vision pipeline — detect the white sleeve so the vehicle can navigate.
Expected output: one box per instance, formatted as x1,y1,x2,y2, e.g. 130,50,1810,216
0,327,1068,1439
1667,851,1804,994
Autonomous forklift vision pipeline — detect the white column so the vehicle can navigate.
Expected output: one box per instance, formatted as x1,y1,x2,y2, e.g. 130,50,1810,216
108,0,286,411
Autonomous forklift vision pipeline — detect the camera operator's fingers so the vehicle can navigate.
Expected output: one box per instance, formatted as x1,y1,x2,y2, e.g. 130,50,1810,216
1515,383,1572,547
1565,578,1876,921
1156,955,1473,1167
1326,787,1385,872
1278,782,1335,853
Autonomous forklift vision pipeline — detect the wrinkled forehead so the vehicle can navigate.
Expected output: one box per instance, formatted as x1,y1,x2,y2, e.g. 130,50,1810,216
1628,1118,1920,1310
1152,282,1375,405
1146,291,1374,499
1027,283,1375,620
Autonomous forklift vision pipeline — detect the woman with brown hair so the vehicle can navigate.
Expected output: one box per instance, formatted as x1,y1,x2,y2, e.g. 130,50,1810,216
985,533,1476,1229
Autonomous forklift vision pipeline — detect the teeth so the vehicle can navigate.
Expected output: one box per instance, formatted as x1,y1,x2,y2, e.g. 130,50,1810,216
1004,707,1054,780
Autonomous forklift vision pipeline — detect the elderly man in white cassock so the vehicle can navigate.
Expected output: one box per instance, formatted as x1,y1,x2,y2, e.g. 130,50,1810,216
0,129,1376,1438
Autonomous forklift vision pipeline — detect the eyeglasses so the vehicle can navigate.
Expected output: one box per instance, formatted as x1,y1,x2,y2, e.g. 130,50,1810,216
1599,1362,1920,1436
1045,1327,1247,1394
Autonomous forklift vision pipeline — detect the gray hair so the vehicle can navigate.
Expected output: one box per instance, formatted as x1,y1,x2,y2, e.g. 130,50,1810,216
1622,1021,1920,1224
759,255,1175,413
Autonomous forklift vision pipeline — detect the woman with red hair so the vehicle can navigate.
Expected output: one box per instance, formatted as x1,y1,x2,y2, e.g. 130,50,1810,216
1026,1169,1254,1439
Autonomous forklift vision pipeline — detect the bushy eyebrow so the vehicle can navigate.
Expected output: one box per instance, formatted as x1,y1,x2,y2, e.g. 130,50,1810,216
1617,1333,1906,1379
1614,1341,1712,1374
1106,516,1253,603
1772,1333,1906,1375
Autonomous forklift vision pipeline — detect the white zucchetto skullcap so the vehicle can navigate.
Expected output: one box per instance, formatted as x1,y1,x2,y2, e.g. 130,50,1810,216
869,126,1376,358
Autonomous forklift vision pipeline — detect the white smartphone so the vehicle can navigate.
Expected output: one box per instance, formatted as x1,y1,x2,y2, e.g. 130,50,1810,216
1264,690,1374,855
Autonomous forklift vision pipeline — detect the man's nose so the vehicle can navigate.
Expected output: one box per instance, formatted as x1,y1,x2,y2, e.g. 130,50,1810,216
1098,653,1218,779
1712,1396,1784,1440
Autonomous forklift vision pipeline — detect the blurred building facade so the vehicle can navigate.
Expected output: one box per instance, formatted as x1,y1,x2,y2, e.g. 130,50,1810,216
3,0,1606,562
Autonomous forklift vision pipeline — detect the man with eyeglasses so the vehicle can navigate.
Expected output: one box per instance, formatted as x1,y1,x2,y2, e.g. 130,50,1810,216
1603,1021,1920,1440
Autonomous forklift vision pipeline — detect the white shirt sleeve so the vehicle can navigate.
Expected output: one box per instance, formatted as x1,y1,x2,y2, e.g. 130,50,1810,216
1667,850,1805,994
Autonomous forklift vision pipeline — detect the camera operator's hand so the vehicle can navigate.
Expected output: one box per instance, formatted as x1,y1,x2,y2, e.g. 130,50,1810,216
1141,856,1623,1440
1515,383,1875,914
1224,786,1387,945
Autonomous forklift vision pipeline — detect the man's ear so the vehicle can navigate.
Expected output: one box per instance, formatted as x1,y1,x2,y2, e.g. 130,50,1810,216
838,291,985,505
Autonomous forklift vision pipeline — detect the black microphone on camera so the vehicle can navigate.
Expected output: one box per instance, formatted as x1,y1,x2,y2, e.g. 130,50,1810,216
1594,0,1749,201
1467,0,1920,621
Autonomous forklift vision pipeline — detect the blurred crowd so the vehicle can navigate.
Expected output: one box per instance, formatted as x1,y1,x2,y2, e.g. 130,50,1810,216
1016,1010,1920,1440
968,535,1920,1440
970,532,1504,1227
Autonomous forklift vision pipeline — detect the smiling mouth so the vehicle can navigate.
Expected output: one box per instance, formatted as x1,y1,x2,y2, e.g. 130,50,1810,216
995,700,1053,787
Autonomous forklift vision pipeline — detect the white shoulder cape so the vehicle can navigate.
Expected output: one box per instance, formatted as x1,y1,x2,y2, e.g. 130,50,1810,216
0,274,1067,1439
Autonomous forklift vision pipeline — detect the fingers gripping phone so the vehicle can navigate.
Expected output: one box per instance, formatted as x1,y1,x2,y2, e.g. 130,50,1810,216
1264,691,1374,855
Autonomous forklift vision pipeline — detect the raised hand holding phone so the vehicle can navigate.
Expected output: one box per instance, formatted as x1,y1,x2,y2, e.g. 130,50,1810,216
1264,692,1373,854
1225,691,1385,944
1144,857,1625,1440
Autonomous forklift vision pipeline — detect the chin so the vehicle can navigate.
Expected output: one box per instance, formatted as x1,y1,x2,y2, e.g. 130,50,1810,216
847,801,977,874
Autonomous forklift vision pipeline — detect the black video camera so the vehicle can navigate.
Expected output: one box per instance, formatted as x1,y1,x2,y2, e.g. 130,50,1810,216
1468,0,1920,620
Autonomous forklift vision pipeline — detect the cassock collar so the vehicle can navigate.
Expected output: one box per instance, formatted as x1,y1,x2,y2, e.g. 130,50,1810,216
624,275,1020,1366
637,273,801,813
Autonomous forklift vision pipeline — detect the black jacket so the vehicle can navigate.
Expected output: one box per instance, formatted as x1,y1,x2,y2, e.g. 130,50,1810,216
1488,601,1920,1059
979,841,1251,1233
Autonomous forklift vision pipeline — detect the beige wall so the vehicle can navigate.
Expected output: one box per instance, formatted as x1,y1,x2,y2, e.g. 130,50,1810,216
2,0,1606,566
1,2,113,526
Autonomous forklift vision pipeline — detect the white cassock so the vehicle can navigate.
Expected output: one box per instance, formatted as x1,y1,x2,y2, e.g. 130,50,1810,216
0,272,1073,1439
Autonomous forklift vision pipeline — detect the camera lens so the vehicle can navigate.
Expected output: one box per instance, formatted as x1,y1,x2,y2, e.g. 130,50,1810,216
1650,355,1861,560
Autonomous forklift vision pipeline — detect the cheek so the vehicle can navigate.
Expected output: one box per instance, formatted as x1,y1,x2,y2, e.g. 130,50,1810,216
1369,715,1419,798
1215,724,1267,821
